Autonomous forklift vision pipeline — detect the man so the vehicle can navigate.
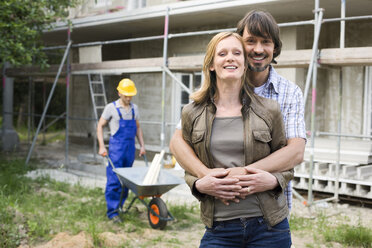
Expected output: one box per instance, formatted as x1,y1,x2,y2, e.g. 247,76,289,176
97,78,146,223
170,10,306,209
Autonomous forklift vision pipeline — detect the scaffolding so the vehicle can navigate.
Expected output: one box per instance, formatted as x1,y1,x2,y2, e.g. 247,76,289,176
3,0,372,205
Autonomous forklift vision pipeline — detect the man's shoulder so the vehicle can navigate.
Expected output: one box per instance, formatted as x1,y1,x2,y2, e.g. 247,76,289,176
271,67,301,92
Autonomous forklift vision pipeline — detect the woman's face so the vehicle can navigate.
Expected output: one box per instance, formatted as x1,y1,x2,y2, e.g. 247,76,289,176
210,36,245,82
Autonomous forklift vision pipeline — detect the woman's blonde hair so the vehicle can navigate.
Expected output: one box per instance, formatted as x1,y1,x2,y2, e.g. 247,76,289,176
191,32,250,104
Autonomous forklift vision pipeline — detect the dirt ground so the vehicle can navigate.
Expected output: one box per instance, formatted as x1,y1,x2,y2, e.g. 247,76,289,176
24,199,371,248
19,141,372,247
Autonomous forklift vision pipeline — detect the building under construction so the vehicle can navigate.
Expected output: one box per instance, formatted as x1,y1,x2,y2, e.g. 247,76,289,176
2,0,372,204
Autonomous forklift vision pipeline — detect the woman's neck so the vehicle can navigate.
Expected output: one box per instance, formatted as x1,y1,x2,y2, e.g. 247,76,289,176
215,79,242,117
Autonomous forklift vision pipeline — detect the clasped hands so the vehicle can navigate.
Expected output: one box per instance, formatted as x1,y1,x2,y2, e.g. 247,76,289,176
194,166,278,205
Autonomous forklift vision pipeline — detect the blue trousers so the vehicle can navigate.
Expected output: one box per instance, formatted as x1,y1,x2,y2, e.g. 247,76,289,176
200,217,291,248
105,139,135,219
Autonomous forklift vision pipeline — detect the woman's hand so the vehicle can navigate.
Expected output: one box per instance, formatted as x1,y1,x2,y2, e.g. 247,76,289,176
225,167,248,178
195,169,242,203
234,167,278,198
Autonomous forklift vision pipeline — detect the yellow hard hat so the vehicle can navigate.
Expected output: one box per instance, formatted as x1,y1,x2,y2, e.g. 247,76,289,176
117,78,137,96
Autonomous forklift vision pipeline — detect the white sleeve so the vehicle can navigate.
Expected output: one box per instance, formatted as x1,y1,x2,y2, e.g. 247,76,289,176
175,120,182,130
101,103,113,120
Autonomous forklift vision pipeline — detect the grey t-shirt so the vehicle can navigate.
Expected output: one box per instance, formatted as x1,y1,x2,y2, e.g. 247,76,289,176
211,116,262,221
101,99,139,135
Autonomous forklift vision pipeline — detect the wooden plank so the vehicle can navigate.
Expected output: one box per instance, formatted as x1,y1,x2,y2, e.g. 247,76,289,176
72,57,163,71
168,55,204,70
319,47,372,66
142,150,165,185
276,49,312,68
6,65,67,77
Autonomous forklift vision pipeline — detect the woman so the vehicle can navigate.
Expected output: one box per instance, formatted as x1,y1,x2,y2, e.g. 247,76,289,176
181,32,293,247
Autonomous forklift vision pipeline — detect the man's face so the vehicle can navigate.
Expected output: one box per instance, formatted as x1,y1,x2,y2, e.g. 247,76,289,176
118,93,132,106
242,27,275,73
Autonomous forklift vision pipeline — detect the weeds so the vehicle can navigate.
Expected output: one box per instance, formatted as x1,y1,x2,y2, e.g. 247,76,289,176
324,224,372,247
290,212,372,248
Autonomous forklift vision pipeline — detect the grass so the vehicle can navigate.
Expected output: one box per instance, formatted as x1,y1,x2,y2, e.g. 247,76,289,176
290,212,372,248
15,125,65,144
0,156,201,248
1,155,371,247
324,224,372,247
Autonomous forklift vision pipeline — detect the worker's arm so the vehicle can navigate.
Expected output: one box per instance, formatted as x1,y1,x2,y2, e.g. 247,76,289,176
169,129,211,178
97,117,108,156
248,137,305,172
136,120,146,156
232,139,304,195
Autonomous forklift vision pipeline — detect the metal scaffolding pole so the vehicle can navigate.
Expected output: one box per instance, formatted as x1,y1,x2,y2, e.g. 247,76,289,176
162,66,191,94
334,0,346,202
303,10,323,103
27,76,32,143
160,7,169,150
65,27,71,166
25,41,72,165
307,6,324,206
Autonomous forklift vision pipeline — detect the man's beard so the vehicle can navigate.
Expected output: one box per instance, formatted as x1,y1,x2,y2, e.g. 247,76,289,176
247,62,270,72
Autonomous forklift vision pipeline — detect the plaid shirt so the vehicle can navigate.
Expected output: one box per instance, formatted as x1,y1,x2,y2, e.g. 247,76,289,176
254,66,306,210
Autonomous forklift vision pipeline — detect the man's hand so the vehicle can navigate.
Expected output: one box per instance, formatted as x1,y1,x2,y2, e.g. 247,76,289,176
139,146,146,156
233,167,279,198
99,146,108,156
195,170,242,202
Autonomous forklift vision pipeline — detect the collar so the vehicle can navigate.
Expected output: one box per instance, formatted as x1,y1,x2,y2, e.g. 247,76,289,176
115,99,132,109
264,66,280,94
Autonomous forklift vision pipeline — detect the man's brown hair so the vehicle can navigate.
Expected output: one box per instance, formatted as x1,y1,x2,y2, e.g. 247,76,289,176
236,10,282,63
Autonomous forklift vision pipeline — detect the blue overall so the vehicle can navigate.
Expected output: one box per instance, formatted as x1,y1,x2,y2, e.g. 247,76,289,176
105,101,137,219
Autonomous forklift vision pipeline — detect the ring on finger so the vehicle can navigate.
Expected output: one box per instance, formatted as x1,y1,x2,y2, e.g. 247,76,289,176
247,186,251,193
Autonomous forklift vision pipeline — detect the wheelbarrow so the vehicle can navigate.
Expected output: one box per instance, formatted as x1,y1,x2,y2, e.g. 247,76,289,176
104,153,184,229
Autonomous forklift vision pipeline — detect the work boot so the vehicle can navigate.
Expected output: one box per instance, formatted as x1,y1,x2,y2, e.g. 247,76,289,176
111,215,122,224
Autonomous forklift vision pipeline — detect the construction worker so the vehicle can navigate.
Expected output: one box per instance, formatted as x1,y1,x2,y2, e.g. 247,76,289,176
97,78,146,223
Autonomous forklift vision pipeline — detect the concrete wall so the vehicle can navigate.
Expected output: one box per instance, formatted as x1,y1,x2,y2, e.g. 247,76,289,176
128,73,173,148
69,75,122,139
277,26,302,87
168,35,212,57
318,67,365,134
79,46,102,63
69,75,95,138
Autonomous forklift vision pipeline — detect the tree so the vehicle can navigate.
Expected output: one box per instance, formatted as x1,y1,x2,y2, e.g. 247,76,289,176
0,0,79,68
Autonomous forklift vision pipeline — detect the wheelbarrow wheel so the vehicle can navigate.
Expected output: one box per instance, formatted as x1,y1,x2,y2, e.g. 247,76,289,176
148,198,168,230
